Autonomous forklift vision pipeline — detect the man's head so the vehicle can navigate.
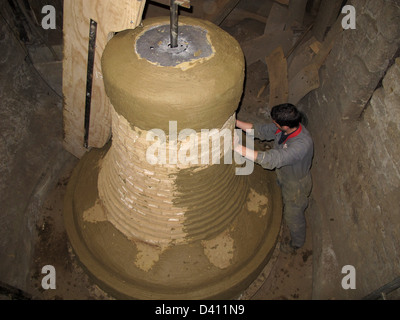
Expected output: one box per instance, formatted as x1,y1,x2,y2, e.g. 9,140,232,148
271,103,302,129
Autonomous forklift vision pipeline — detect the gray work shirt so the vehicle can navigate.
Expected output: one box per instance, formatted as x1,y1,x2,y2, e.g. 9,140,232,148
253,123,314,182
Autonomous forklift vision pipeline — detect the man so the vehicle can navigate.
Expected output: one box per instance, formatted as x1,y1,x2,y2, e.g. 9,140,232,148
235,103,314,254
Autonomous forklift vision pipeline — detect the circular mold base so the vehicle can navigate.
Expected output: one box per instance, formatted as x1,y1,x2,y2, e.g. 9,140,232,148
63,145,282,300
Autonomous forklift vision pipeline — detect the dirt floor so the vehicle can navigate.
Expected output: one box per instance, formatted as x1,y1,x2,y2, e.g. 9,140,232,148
2,0,314,301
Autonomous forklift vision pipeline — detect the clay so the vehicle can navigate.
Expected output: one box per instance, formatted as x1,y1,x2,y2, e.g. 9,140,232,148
98,17,248,246
201,228,235,269
101,16,245,132
98,106,244,246
83,200,107,223
63,16,282,300
247,188,269,217
64,147,283,299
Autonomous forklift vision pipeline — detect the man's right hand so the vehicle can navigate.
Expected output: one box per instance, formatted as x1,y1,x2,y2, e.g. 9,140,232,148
236,120,253,131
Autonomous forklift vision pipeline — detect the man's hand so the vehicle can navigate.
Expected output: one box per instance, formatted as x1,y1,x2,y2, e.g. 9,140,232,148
236,120,253,131
233,130,241,153
233,130,258,161
234,119,258,161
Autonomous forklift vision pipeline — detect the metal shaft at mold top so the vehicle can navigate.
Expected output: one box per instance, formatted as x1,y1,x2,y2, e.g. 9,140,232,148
170,0,178,47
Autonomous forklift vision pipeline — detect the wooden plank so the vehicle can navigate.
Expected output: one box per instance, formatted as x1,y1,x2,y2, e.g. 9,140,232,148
209,0,241,25
286,20,342,105
256,0,274,17
264,2,289,34
285,23,313,59
150,0,191,9
288,20,341,82
223,8,268,27
287,0,308,27
286,21,340,105
265,46,288,107
287,36,317,81
62,0,146,158
288,63,320,105
311,19,342,69
313,0,343,41
241,29,293,66
310,40,323,54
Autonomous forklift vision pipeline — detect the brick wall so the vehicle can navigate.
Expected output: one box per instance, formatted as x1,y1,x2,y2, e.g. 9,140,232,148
299,0,400,299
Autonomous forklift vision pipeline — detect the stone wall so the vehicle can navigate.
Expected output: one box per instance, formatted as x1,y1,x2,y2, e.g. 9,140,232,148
0,7,69,291
300,0,400,299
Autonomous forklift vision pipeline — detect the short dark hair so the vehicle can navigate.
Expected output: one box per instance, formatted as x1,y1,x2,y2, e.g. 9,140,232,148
271,103,302,128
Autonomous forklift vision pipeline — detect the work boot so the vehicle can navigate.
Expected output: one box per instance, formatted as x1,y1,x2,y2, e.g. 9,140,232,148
280,240,300,254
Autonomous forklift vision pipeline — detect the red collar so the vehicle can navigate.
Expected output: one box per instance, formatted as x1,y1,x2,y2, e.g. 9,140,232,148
275,124,302,144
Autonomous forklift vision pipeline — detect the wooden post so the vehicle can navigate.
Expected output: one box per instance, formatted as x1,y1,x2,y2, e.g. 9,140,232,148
287,0,308,27
312,0,343,41
310,0,322,16
264,2,289,34
62,0,146,158
288,63,320,105
204,0,241,26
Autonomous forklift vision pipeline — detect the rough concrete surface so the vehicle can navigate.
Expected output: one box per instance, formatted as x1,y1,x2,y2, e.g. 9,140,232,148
300,0,400,300
0,14,71,293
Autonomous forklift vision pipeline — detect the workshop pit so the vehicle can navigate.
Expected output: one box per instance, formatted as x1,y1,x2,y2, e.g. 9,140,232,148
1,0,399,300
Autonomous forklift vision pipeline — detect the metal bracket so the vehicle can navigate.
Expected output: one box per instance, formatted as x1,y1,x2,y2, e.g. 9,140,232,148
170,0,179,47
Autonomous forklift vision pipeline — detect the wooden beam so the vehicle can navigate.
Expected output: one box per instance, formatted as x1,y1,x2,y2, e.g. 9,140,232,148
210,0,241,25
62,0,146,158
313,0,343,41
223,8,268,27
285,22,313,59
287,36,317,81
264,2,289,34
287,0,308,27
310,40,323,54
150,0,191,9
265,46,289,107
288,63,320,105
310,0,322,16
311,19,342,69
286,20,342,105
241,30,293,66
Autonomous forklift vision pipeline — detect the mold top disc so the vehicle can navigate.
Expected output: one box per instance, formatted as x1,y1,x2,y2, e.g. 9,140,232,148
101,16,245,132
135,24,214,67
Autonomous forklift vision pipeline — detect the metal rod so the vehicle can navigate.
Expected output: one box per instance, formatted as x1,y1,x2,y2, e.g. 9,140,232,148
84,19,97,149
362,276,400,300
170,0,178,48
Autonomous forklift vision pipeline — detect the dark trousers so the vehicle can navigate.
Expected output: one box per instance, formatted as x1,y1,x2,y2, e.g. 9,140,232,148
278,173,312,248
